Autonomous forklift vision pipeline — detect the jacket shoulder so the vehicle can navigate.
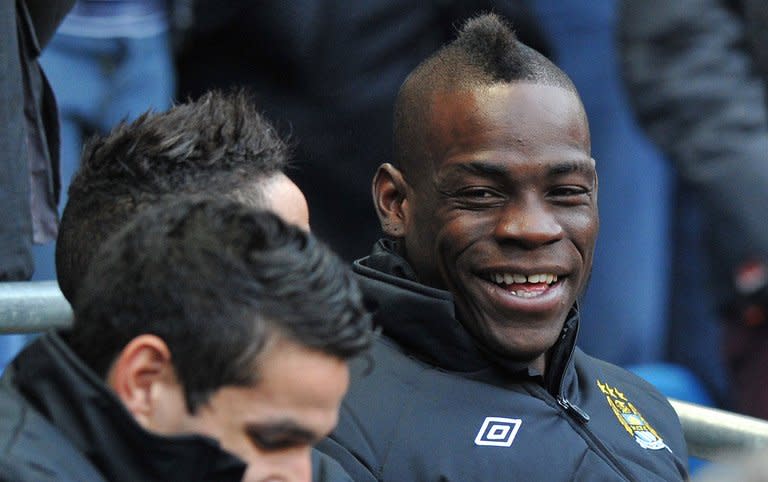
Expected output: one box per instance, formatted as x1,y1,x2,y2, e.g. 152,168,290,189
0,383,106,481
319,336,431,481
572,349,689,459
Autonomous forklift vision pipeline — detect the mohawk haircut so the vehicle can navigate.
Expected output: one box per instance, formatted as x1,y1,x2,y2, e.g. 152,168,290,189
56,90,289,302
393,13,577,176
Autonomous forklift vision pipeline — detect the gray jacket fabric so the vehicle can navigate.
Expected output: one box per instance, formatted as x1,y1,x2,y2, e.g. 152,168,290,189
620,0,768,312
0,0,72,280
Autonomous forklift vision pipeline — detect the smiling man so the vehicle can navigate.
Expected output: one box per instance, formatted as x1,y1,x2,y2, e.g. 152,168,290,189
317,14,688,481
0,199,371,482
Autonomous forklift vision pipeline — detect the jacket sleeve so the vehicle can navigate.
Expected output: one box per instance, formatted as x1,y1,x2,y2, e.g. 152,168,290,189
619,0,768,309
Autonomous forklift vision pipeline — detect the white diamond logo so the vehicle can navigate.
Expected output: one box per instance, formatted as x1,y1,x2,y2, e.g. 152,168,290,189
474,417,522,447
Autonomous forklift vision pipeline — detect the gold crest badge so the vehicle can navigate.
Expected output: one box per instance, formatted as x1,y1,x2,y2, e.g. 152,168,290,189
596,380,670,452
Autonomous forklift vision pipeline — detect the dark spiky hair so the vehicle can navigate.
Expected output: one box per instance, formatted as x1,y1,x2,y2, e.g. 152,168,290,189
69,198,372,412
393,13,577,175
56,90,290,302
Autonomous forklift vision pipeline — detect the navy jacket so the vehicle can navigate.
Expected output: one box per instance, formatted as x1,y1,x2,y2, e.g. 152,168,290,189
318,241,688,481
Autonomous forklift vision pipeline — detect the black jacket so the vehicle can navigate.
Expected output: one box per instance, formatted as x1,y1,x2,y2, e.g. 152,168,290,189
0,332,248,481
318,241,688,481
0,332,353,482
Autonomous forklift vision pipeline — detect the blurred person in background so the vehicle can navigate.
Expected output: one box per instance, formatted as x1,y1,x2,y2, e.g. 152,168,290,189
0,0,73,368
30,0,176,282
620,0,768,418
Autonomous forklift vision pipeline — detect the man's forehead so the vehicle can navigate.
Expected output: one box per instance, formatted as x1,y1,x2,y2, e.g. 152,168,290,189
427,82,587,131
420,83,590,174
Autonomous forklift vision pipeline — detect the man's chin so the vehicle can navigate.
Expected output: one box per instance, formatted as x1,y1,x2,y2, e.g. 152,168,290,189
480,323,566,368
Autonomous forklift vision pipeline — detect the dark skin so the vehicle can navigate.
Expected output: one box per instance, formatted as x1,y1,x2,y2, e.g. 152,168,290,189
374,82,598,374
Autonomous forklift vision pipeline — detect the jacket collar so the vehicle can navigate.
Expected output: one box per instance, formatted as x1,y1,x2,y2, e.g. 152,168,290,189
355,239,579,392
10,332,246,482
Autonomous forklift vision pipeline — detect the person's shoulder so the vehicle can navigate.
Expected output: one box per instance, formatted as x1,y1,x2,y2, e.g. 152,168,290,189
573,349,673,406
348,334,431,390
323,335,434,481
311,448,355,482
572,349,688,456
0,381,106,482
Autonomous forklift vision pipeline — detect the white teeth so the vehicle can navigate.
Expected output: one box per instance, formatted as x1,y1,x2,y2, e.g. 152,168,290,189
509,290,540,298
488,273,559,285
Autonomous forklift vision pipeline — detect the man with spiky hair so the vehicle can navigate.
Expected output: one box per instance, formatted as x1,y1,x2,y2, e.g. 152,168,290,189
0,199,372,481
55,89,310,303
317,14,688,481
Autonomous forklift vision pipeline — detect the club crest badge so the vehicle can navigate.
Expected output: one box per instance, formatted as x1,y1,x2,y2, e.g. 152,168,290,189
596,380,670,452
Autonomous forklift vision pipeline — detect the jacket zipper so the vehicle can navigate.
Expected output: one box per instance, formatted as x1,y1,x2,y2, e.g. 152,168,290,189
555,393,634,481
557,396,590,423
543,319,636,482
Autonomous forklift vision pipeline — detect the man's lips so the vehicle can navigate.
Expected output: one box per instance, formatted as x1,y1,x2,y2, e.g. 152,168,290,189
476,271,568,313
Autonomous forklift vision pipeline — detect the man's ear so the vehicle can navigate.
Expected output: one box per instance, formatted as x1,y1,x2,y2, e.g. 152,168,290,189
372,163,409,237
592,160,599,205
107,334,186,432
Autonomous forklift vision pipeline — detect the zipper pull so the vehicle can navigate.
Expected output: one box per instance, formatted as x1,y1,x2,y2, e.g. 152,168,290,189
558,397,590,424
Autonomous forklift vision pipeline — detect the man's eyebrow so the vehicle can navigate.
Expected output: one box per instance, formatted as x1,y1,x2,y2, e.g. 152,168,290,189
246,421,319,446
548,160,595,177
440,161,508,180
439,160,594,183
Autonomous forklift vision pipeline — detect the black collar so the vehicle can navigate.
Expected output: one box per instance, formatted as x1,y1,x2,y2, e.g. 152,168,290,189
355,239,579,392
10,332,246,482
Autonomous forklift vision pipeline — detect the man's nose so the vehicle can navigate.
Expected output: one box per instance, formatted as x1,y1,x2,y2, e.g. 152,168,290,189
241,447,313,482
493,194,564,248
280,448,313,482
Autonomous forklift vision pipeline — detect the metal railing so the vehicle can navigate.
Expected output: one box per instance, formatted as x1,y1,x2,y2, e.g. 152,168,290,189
0,281,72,333
2,281,768,462
669,398,768,461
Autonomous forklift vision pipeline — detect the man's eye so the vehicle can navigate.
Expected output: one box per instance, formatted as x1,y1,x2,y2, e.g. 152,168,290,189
249,434,305,451
457,188,499,199
549,186,591,200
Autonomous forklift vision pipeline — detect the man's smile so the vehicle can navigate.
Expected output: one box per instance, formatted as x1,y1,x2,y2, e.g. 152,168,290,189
475,270,568,313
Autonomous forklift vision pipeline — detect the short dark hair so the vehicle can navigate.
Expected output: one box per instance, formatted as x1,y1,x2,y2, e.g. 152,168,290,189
393,13,577,176
56,90,289,303
68,198,372,412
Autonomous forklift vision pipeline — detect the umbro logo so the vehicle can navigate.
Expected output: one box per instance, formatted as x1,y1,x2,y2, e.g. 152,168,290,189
474,417,522,447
